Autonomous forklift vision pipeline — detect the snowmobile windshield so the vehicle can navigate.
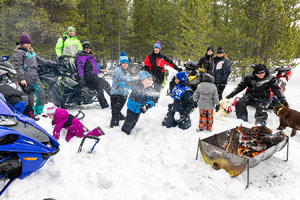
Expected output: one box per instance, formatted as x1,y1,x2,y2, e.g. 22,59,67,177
0,98,15,116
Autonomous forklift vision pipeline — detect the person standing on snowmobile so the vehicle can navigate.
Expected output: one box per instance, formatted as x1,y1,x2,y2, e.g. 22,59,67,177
12,34,54,120
144,41,181,95
77,39,111,109
197,46,214,74
55,26,82,60
110,51,131,128
212,47,231,101
120,71,157,135
162,71,194,130
226,64,289,126
46,106,104,142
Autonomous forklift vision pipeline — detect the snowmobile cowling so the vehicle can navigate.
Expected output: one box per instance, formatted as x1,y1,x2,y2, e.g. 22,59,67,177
0,98,60,196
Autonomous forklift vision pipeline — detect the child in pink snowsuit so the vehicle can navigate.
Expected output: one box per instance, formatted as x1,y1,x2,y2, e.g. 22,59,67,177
46,106,103,142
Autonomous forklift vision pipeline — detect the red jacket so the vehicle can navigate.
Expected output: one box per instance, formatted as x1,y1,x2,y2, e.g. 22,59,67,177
144,52,178,84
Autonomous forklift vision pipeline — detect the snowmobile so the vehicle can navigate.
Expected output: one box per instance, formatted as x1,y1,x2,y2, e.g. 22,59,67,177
0,56,20,90
38,61,98,108
168,61,207,94
0,96,60,196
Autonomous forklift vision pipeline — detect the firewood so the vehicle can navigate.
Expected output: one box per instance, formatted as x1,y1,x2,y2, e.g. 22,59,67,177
225,129,240,155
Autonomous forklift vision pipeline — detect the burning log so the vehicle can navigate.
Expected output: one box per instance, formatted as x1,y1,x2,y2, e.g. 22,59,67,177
225,125,285,158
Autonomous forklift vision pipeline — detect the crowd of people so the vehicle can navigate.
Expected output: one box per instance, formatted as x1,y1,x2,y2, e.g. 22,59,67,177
0,26,290,141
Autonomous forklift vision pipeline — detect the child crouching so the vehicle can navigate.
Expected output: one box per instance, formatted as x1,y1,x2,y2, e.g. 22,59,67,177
193,73,219,132
46,106,104,141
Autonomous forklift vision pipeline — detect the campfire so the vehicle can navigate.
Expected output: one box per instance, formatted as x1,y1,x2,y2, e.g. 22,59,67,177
225,125,285,158
196,125,289,185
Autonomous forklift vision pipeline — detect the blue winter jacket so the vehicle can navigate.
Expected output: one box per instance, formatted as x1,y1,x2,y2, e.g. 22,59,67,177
121,80,156,114
110,65,131,96
212,56,231,84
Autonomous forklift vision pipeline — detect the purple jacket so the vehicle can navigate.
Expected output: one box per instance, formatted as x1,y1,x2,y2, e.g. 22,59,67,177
76,51,98,77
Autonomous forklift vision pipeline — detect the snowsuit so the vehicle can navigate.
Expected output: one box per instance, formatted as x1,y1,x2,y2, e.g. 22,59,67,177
162,82,194,130
110,65,130,127
55,33,82,58
197,53,214,74
12,47,52,116
121,80,156,135
77,50,111,109
144,51,179,92
212,56,231,100
193,74,219,131
52,108,102,142
226,65,287,126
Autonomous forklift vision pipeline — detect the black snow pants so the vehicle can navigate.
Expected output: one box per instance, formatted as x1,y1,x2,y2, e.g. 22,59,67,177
85,74,111,109
215,83,226,100
121,109,140,135
162,104,191,130
235,94,270,126
110,94,127,127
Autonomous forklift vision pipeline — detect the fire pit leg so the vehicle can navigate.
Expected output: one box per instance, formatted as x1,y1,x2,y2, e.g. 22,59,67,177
246,159,250,188
284,137,289,162
196,138,201,160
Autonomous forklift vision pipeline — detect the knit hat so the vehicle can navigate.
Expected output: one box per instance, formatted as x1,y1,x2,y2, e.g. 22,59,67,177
46,106,58,116
175,71,188,83
138,71,152,80
216,47,224,54
253,64,266,74
82,39,91,49
19,34,32,44
207,46,214,52
67,26,76,33
153,41,161,50
119,51,129,65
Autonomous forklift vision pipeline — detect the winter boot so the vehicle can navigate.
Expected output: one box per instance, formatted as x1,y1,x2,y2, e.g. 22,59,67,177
97,126,105,135
86,128,102,137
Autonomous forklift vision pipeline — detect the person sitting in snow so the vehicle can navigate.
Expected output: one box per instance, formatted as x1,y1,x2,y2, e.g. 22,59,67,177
225,64,289,126
110,51,131,128
162,71,194,130
193,73,219,132
77,39,111,109
46,106,105,142
120,71,157,135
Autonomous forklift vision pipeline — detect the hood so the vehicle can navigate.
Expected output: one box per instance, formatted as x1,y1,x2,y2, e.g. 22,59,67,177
63,33,77,39
202,73,214,83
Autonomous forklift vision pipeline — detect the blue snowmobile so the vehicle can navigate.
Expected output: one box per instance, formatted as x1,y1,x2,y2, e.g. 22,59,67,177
0,95,60,196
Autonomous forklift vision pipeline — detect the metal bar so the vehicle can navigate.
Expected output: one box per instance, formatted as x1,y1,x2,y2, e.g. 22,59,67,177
196,138,200,160
284,137,289,162
0,178,15,196
245,159,250,188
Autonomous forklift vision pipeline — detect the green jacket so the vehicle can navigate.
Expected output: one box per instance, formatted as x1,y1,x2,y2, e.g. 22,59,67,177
55,33,82,57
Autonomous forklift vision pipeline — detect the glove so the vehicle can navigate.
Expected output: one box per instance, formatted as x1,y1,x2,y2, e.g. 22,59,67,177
78,77,86,87
281,99,289,107
194,101,198,108
225,95,231,99
57,56,64,62
178,67,183,72
53,131,60,140
139,105,148,114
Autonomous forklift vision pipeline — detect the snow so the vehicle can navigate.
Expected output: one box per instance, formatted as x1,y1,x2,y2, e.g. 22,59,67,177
2,62,300,200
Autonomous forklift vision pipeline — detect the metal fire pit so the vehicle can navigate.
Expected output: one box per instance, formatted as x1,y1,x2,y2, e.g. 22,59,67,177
195,128,289,188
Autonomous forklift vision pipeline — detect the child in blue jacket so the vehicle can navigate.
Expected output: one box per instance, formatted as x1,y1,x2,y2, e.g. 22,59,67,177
110,52,131,127
120,71,157,135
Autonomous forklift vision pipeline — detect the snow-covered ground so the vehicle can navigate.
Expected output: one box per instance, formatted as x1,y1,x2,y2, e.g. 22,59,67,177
2,62,300,200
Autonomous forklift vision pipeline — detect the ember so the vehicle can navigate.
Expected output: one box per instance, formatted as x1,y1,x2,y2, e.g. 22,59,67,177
225,125,285,158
